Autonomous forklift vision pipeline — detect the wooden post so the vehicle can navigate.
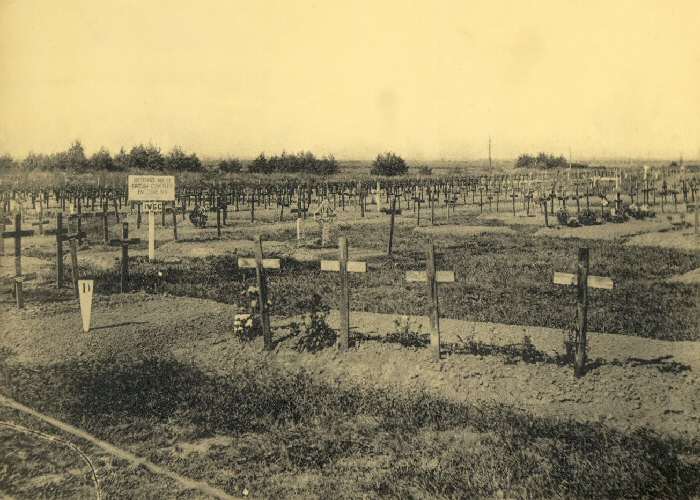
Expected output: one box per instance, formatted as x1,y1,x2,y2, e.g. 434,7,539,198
543,199,549,227
254,236,272,350
70,238,79,298
38,203,44,235
338,237,350,351
0,206,5,257
137,202,142,229
56,213,64,288
387,197,396,256
148,210,155,261
216,203,222,239
427,241,440,361
14,215,23,308
171,202,178,241
102,204,109,243
575,248,589,378
120,223,129,293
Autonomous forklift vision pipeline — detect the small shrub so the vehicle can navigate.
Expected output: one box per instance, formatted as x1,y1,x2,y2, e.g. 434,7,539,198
233,286,266,341
385,316,428,348
292,294,337,353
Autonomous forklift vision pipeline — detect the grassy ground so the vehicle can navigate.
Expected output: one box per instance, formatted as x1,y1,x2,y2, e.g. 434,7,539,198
3,352,698,499
79,219,699,341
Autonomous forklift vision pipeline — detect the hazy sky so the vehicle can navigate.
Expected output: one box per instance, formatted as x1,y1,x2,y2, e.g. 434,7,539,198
1,0,698,160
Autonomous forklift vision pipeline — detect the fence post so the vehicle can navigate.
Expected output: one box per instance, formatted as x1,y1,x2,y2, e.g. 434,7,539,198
575,247,589,377
339,237,350,351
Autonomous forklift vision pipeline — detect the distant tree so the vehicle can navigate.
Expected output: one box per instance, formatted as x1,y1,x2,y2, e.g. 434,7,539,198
371,152,408,176
128,144,164,170
516,152,567,169
66,140,88,170
165,146,202,171
248,153,271,174
417,165,433,176
247,151,338,175
0,154,16,171
218,158,242,173
89,147,114,171
113,147,129,171
22,152,50,170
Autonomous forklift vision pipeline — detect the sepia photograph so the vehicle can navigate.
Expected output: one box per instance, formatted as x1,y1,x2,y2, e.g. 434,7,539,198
0,0,698,498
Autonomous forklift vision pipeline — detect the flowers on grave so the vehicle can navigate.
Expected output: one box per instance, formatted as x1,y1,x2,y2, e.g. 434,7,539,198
233,313,260,341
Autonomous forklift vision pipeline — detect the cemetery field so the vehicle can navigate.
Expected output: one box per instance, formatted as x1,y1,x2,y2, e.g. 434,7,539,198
1,178,699,498
1,294,699,498
15,212,696,341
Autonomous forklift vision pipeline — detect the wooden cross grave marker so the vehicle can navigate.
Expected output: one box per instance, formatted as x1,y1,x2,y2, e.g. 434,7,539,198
553,248,614,377
320,237,368,351
382,196,401,255
108,222,141,293
53,214,87,290
2,214,35,308
405,240,456,360
238,236,281,351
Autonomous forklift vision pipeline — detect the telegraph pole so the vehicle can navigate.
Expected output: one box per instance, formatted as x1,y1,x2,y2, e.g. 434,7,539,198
488,136,492,170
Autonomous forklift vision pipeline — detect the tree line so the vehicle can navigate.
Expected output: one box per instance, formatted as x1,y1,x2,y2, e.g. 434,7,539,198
515,152,589,169
0,142,422,177
0,141,204,173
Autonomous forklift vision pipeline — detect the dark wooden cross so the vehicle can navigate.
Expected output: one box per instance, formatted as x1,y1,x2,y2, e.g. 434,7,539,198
320,237,368,351
238,236,281,351
405,241,456,361
53,214,86,289
2,214,35,308
383,196,401,255
553,248,614,377
109,222,141,293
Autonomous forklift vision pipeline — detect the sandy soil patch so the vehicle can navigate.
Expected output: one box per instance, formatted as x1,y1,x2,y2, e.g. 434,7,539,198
668,267,700,285
535,219,672,240
626,229,699,252
477,212,545,226
1,296,697,439
414,224,515,237
289,246,386,262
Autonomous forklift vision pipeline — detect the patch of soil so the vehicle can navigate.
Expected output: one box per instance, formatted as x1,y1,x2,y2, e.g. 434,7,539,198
626,229,699,252
1,296,697,440
536,219,673,240
668,267,700,285
289,246,386,262
414,225,515,237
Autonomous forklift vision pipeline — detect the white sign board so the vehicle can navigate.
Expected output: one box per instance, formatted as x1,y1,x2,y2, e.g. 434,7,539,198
78,280,94,333
143,201,163,213
128,175,175,202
